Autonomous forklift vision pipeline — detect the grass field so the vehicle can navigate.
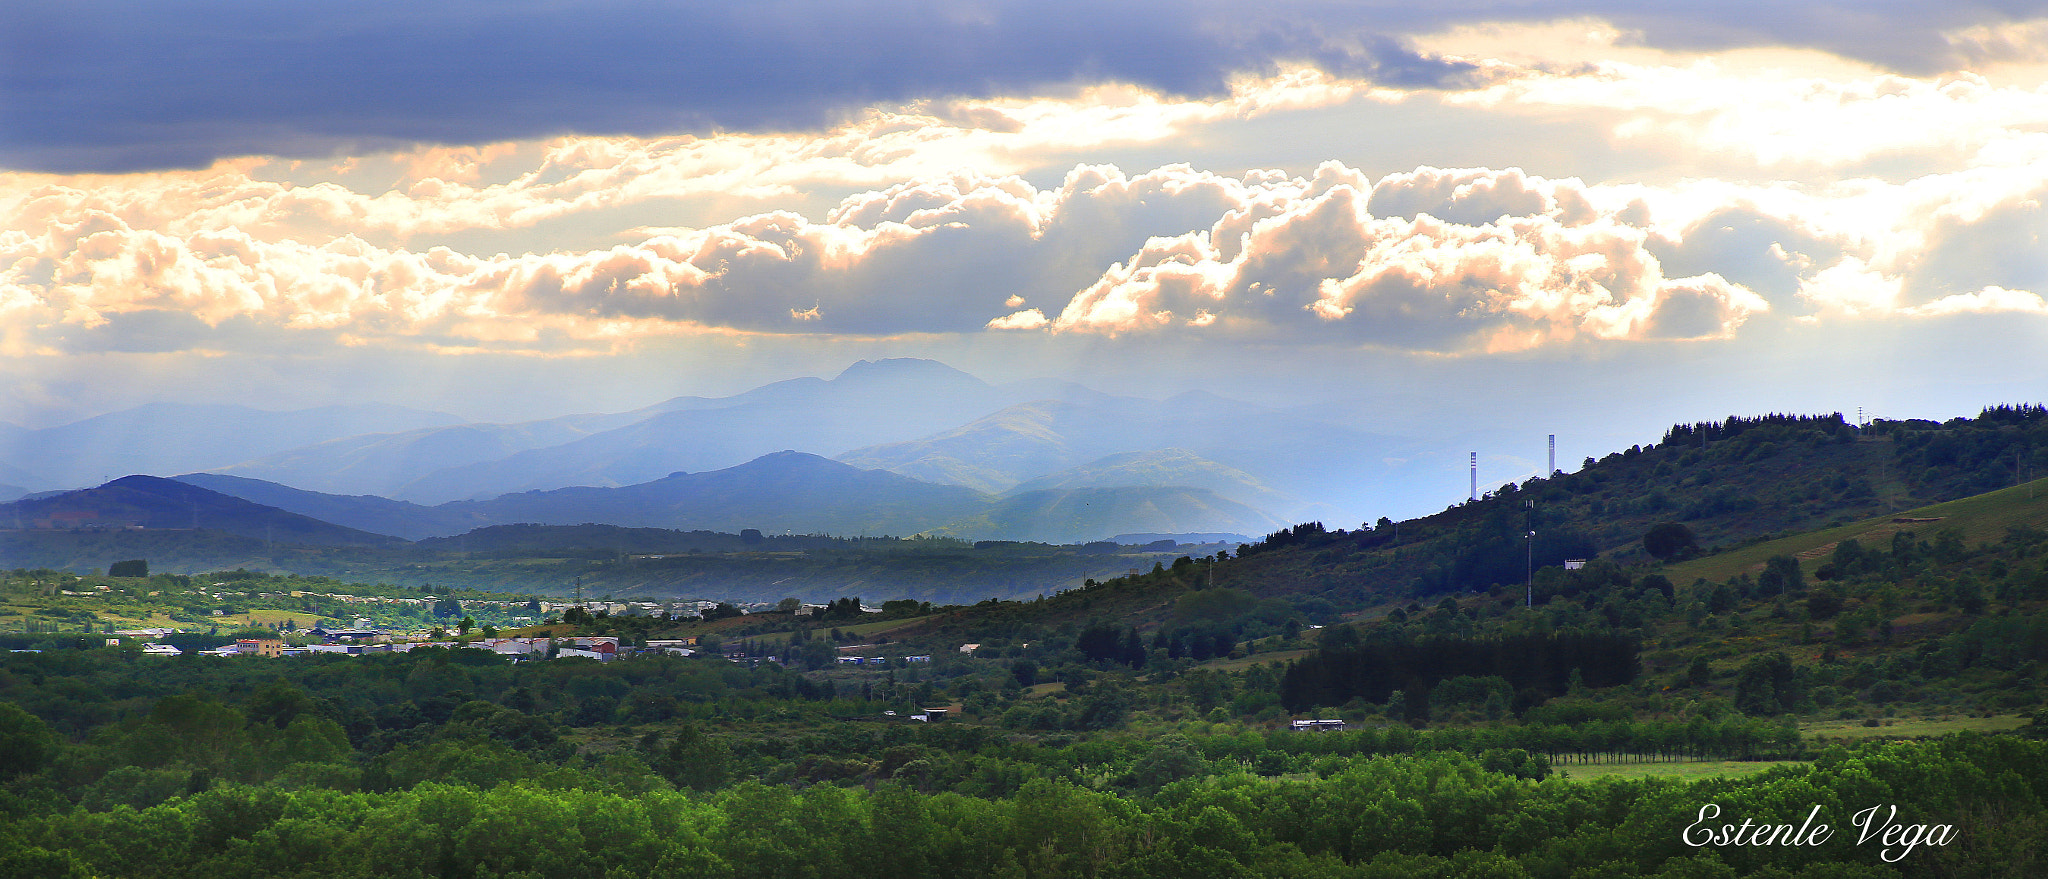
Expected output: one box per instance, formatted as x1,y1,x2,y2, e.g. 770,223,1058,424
1197,648,1314,672
831,615,935,638
1559,760,1804,782
1800,714,2030,740
1553,714,2034,781
239,609,309,627
1665,476,2048,584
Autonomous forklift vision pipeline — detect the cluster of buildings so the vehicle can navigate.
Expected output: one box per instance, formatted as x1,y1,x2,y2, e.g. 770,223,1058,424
833,654,930,666
130,631,688,662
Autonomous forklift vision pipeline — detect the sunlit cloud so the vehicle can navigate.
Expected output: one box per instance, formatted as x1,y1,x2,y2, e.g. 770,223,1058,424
1383,18,2048,199
0,68,1370,252
1903,285,2048,317
10,151,2048,360
1021,166,1774,349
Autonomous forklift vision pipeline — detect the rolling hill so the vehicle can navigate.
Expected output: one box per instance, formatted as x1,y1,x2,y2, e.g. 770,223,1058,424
0,475,402,548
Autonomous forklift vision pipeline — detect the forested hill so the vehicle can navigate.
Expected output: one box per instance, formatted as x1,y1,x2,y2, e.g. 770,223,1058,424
898,405,2048,636
1224,407,2047,602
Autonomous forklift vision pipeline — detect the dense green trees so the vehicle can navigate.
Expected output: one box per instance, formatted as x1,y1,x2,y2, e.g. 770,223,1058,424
1645,523,1699,561
1279,630,1640,715
2,734,2042,877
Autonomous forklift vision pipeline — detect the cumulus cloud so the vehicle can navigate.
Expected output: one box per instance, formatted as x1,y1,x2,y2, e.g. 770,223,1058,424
0,164,1275,351
1903,286,2048,316
1017,165,1774,350
1650,203,1843,303
14,157,2048,358
1899,174,2048,303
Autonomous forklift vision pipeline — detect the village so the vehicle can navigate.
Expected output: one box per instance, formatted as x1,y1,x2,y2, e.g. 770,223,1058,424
110,621,939,669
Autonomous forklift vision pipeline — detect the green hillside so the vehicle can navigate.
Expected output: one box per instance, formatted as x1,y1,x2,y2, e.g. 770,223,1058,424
1665,475,2048,585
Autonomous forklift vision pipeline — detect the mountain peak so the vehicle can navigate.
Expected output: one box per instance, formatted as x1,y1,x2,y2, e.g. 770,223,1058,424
737,450,843,469
834,358,984,386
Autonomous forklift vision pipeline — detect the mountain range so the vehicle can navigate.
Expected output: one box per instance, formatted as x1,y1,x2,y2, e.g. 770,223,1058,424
3,451,1284,556
0,402,464,491
1,358,1419,540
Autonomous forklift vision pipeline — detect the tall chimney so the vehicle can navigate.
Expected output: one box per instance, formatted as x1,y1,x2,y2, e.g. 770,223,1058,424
1470,452,1478,501
1548,435,1556,476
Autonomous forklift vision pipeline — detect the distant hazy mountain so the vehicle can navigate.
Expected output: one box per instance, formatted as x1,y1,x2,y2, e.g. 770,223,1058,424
176,451,1288,543
0,475,402,547
211,417,628,499
834,400,1080,493
836,391,1405,521
948,486,1288,545
0,403,464,492
436,450,991,535
389,359,1015,503
1005,449,1299,513
207,376,870,498
24,359,1397,535
172,473,484,541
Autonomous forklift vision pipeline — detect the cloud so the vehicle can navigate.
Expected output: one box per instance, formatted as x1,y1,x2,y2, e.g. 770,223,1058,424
1900,174,2048,303
0,0,1479,174
14,158,2046,358
0,68,1368,257
24,2,2035,176
1650,203,1843,304
1,164,1277,349
1022,165,1773,350
1391,18,2048,186
1427,5,2048,76
1902,285,2048,316
1945,18,2048,66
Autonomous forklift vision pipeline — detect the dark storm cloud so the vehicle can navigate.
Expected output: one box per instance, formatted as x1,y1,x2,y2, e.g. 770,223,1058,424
6,1,2045,174
0,0,1479,173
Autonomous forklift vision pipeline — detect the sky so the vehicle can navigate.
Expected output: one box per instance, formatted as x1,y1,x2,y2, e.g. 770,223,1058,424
6,1,2048,508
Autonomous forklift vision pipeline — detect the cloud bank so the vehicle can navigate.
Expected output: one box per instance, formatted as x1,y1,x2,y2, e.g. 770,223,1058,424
11,160,2047,361
0,0,1473,173
8,1,2045,173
